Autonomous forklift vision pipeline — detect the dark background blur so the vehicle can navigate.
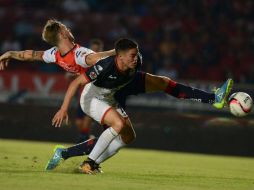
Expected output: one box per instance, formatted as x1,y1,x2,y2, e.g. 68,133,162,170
0,0,253,156
0,0,253,82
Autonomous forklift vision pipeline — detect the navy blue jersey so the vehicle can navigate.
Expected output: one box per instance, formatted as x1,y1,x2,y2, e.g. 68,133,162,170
114,71,146,109
76,71,146,117
84,54,142,89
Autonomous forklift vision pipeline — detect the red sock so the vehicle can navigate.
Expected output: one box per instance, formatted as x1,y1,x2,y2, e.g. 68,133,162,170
164,80,177,95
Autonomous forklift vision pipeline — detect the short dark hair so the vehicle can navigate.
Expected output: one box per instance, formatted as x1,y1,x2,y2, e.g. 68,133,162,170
115,38,138,54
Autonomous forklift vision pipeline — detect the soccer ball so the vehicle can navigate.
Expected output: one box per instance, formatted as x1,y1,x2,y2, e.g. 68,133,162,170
228,92,253,117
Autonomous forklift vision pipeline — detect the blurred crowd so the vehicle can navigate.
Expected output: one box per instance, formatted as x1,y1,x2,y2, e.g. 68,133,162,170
0,0,253,83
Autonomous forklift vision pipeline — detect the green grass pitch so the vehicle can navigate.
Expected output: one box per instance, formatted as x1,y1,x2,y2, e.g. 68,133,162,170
0,139,254,190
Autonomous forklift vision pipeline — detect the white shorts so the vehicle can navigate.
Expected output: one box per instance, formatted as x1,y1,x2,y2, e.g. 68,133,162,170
80,83,128,124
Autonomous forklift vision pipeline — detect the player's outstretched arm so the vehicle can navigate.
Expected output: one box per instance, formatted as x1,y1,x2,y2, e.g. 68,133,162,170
86,49,115,66
0,50,44,70
52,75,89,128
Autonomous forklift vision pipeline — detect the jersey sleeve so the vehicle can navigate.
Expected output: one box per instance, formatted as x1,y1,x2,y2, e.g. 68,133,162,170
84,59,106,82
42,47,57,63
74,47,95,68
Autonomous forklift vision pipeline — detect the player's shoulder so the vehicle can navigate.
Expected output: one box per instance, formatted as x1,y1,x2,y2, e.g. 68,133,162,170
74,45,94,57
96,56,115,68
42,46,58,63
45,46,58,54
97,56,115,64
87,56,115,76
74,45,95,68
85,56,115,81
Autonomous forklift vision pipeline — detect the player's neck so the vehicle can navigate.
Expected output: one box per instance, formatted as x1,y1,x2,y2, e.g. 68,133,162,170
58,41,76,55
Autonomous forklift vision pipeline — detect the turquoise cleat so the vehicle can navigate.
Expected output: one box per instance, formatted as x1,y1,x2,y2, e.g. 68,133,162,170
213,78,233,109
45,145,65,171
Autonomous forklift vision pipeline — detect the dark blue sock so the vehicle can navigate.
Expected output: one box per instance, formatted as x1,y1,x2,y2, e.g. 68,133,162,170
61,138,97,160
165,82,215,104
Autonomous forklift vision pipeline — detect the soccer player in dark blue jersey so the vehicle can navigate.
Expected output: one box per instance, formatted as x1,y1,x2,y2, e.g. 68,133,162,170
46,38,233,173
51,39,141,173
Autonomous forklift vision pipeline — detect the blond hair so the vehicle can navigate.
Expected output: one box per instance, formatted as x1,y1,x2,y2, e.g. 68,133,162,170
42,19,63,46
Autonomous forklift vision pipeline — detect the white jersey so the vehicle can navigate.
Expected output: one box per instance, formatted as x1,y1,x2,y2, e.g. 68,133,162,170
42,44,94,74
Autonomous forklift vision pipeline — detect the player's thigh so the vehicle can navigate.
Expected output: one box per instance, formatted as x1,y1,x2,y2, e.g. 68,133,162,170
145,73,172,92
80,95,109,124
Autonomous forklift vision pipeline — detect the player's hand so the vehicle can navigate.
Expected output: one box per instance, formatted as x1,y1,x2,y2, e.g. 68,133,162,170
0,52,11,70
52,109,69,128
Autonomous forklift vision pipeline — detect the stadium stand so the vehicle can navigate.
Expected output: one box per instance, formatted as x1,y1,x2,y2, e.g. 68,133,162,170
0,0,253,83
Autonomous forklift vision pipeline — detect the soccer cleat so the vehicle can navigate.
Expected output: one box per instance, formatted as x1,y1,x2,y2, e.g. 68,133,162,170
78,159,103,174
45,145,65,171
213,78,233,109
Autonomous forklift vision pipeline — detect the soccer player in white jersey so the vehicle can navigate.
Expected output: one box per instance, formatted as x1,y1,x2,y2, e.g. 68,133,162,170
69,39,105,143
0,19,115,73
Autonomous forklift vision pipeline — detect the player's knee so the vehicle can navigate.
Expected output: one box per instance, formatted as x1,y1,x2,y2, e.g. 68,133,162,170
154,76,171,91
160,76,177,91
160,76,171,84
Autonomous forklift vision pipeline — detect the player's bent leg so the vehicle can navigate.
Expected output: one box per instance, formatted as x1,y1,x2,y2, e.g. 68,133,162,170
89,108,125,160
45,139,98,171
145,73,219,105
80,86,131,174
80,108,125,174
80,118,135,173
61,138,97,160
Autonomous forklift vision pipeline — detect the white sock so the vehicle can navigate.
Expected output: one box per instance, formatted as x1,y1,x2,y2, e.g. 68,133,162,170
88,127,118,161
95,135,126,164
